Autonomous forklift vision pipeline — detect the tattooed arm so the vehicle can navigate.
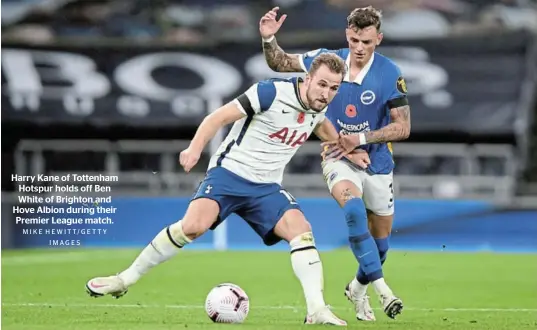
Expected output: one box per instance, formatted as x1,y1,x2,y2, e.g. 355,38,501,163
364,105,411,144
322,105,411,155
262,37,304,73
259,7,303,73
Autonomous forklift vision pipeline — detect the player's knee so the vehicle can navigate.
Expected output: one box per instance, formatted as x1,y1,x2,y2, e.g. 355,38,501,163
296,219,312,236
289,231,316,254
182,198,219,239
180,216,211,239
331,180,363,208
343,198,367,226
274,209,312,242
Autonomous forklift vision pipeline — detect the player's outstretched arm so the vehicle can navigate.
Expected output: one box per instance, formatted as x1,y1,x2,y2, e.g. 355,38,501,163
363,105,411,144
260,7,303,72
190,102,246,152
263,38,303,73
315,119,371,168
313,117,339,142
180,103,246,172
360,74,412,145
321,105,411,156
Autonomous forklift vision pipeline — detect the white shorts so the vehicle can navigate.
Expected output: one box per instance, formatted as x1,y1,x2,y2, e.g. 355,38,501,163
322,159,394,216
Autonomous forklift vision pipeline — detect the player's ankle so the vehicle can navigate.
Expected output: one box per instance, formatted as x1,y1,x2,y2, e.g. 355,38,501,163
351,277,368,297
118,268,139,287
371,278,392,297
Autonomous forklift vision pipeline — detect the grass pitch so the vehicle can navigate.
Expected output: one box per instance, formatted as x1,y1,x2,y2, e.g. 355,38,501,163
2,248,537,329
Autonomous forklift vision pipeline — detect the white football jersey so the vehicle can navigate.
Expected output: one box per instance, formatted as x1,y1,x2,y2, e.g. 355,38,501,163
207,78,326,184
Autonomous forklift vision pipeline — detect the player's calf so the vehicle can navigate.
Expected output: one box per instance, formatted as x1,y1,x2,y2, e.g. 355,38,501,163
331,182,384,284
273,210,346,324
355,214,393,296
331,181,402,318
356,236,390,286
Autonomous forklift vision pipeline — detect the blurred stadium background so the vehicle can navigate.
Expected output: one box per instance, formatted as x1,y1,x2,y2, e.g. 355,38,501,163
2,0,537,250
1,1,537,328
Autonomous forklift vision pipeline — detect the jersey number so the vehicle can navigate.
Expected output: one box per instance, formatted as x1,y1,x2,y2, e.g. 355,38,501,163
388,183,394,207
269,128,308,147
280,189,298,205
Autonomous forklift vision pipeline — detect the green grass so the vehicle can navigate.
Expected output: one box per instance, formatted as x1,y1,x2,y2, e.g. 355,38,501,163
2,249,537,329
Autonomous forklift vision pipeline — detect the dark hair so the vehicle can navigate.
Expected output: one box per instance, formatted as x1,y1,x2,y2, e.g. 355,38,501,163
309,53,346,80
347,6,382,31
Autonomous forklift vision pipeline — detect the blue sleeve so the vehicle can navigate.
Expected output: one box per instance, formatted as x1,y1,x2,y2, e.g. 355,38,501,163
383,63,409,108
300,48,335,71
256,80,277,112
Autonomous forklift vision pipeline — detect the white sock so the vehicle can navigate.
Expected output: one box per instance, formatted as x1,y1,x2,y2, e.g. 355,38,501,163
371,277,393,297
289,232,326,315
118,221,192,287
350,277,368,298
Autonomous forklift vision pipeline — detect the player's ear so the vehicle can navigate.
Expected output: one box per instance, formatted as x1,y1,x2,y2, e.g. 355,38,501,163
377,32,383,46
345,28,351,42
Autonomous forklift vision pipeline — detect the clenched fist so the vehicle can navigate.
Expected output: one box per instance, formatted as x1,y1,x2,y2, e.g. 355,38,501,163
179,147,201,173
259,7,287,39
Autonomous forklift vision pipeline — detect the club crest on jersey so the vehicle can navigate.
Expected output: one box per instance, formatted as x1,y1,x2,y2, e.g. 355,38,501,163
397,76,408,94
360,91,376,105
345,104,357,118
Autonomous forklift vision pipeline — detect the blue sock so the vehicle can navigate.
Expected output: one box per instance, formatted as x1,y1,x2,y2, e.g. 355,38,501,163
357,236,390,284
344,199,383,283
375,236,390,265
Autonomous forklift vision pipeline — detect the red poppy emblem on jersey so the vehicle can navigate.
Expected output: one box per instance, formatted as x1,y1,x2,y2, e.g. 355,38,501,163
297,112,305,124
345,104,357,118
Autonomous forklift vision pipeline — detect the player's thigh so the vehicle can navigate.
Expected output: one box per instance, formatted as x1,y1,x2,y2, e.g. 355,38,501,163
238,188,304,245
184,168,241,238
362,172,394,236
322,159,365,207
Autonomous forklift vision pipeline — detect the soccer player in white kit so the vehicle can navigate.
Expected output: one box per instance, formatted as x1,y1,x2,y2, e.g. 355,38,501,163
85,53,371,326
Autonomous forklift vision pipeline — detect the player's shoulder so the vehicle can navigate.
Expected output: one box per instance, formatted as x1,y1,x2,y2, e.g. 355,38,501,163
248,78,301,112
255,78,292,88
250,79,280,98
373,52,401,74
304,48,349,61
260,77,298,93
247,79,280,111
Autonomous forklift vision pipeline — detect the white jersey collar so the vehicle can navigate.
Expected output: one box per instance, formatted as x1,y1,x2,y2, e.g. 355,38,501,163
344,52,375,84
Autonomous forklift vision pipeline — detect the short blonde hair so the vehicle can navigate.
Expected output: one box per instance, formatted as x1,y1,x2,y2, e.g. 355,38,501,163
309,53,346,80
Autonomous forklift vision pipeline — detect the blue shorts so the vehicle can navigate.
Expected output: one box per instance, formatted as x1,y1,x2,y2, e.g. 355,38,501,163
191,167,301,246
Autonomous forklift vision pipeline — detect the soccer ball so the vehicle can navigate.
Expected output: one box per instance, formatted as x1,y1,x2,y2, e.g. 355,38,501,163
205,283,250,323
